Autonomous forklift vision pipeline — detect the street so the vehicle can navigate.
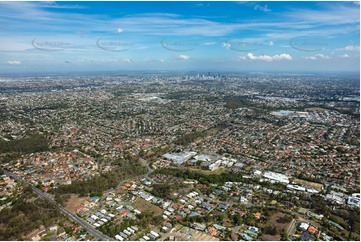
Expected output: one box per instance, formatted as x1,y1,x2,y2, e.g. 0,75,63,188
1,168,113,241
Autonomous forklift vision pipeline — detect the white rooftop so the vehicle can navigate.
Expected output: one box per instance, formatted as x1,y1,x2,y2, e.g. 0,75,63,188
263,171,289,184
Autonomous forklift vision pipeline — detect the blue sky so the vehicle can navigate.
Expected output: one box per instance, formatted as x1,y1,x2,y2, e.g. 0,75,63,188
0,1,359,74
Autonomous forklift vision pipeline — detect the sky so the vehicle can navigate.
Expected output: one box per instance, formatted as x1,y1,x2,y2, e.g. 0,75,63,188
0,1,360,74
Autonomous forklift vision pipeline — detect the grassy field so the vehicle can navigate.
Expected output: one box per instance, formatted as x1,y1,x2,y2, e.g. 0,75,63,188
132,197,163,216
261,212,291,241
203,126,223,136
65,195,88,213
186,167,228,175
304,107,327,112
293,178,323,190
170,166,228,176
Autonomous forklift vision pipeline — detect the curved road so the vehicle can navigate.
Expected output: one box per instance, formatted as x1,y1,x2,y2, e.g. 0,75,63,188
1,168,113,241
139,157,153,179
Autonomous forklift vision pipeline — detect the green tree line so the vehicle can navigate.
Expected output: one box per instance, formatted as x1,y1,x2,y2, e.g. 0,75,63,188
0,133,49,154
153,167,249,185
52,162,147,195
0,192,63,240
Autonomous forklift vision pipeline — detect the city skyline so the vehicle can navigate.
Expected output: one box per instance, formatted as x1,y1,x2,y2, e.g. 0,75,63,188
0,1,360,74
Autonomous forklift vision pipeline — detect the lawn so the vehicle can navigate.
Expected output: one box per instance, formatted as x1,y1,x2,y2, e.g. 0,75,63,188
261,212,292,241
65,195,88,213
304,107,327,112
292,178,323,190
132,197,163,216
203,126,223,136
180,167,228,175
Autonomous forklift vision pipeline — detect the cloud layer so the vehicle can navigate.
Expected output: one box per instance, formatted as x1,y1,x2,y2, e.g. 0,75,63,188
241,53,292,61
0,1,358,73
7,60,21,65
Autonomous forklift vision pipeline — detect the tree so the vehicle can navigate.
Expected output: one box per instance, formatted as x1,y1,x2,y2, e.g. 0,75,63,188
276,215,292,224
151,215,163,225
263,226,278,235
280,229,288,241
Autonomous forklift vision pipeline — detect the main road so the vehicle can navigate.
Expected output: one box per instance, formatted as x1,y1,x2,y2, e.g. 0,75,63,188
1,168,113,241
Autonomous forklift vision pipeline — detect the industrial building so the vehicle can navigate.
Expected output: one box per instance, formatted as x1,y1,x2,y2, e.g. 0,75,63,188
263,171,290,184
162,151,197,165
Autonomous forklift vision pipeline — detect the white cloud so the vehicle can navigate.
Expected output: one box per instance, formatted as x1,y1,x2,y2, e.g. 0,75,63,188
245,53,292,61
344,45,360,51
177,55,190,60
7,60,21,65
0,1,358,41
282,5,360,26
204,41,216,45
78,58,135,64
254,4,271,12
41,3,87,9
170,55,190,61
305,54,331,60
304,56,317,60
117,28,124,33
335,45,360,51
123,58,133,63
195,3,210,7
340,54,350,58
222,42,231,49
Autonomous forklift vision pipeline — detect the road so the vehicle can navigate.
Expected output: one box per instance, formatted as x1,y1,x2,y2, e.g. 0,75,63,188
1,168,113,241
139,157,154,179
106,156,155,194
286,218,296,238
